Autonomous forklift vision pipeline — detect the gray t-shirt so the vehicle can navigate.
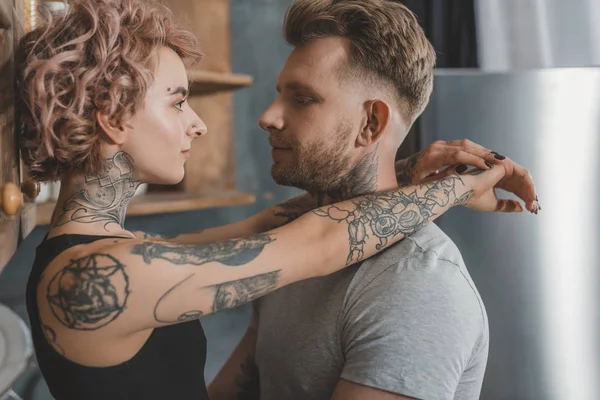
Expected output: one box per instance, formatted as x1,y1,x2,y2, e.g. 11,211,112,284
252,223,489,400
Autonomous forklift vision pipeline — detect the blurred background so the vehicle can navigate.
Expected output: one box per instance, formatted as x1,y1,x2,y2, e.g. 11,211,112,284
0,0,598,399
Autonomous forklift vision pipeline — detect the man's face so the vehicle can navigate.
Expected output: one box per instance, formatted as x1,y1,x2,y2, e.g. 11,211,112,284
259,37,365,193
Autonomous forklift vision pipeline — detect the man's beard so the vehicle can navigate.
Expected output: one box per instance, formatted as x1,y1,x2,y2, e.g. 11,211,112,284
270,120,355,196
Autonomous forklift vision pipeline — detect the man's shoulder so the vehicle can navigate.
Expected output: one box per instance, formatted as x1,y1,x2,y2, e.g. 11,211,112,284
356,222,465,281
348,223,485,320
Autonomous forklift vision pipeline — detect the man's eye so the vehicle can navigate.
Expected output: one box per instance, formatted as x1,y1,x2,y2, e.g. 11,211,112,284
294,96,314,106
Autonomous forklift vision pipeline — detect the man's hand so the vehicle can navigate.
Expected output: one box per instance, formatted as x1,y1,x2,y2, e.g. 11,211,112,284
396,139,540,213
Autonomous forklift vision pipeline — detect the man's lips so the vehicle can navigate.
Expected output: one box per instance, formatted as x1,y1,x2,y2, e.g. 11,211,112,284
268,138,292,150
270,144,292,160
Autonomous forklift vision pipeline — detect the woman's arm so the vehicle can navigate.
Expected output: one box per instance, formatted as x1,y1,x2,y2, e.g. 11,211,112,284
40,168,508,340
139,195,315,245
140,140,536,245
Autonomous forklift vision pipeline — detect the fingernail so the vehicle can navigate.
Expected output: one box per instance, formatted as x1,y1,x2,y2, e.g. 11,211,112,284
492,152,506,160
456,164,468,174
536,195,539,202
485,161,493,169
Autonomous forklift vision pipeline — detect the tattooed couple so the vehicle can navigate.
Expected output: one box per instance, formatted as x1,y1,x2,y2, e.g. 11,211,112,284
19,1,538,399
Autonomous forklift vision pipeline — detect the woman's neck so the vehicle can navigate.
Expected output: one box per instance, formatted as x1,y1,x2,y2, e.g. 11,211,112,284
50,152,141,235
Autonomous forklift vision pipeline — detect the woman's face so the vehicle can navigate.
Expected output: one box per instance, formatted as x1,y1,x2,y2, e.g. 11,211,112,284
119,46,206,185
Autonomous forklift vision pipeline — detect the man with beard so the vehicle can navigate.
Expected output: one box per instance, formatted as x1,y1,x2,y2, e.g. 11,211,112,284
208,1,539,399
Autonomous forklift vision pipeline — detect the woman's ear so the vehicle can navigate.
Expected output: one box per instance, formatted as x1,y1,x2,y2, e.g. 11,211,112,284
96,112,127,145
356,100,391,148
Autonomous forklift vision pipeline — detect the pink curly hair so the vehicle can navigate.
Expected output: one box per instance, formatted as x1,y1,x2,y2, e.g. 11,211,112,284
16,0,204,182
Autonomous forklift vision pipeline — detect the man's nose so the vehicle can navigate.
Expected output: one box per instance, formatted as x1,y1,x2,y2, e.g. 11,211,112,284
258,101,284,133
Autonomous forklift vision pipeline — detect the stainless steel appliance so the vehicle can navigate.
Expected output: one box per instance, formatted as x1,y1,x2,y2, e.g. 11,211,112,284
421,68,600,400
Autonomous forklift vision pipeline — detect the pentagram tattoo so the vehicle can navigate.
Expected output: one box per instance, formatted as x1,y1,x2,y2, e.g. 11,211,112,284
46,253,130,330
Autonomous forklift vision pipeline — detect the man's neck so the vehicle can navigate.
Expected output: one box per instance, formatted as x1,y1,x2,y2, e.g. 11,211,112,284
310,146,397,207
51,151,141,232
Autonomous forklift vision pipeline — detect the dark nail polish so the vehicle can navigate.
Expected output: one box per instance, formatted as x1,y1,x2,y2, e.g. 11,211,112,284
485,161,493,169
493,153,506,160
456,164,468,174
536,195,539,202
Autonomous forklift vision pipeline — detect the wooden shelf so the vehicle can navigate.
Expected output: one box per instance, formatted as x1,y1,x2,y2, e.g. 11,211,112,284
189,70,253,95
35,190,256,226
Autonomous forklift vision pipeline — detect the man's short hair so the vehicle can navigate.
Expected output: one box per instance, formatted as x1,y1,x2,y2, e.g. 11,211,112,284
283,0,436,122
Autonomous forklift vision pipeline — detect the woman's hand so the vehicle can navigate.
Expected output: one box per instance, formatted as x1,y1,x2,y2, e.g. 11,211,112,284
456,165,540,214
396,139,539,213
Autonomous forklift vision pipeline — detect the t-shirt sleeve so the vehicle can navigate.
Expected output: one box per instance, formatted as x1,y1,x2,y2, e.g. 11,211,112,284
340,257,486,400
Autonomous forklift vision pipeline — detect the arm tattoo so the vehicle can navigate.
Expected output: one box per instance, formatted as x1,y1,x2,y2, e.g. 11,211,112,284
272,195,316,225
313,175,465,264
153,271,281,323
131,233,275,266
153,274,204,323
46,253,130,330
53,152,140,230
453,190,475,206
143,232,181,240
211,271,280,313
395,151,422,187
42,324,65,355
235,355,260,400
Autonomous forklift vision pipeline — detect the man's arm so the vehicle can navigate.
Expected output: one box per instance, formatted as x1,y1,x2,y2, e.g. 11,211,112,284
209,326,260,400
331,379,418,400
335,254,487,400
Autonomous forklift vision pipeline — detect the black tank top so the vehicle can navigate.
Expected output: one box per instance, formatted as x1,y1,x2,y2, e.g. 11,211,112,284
25,234,210,400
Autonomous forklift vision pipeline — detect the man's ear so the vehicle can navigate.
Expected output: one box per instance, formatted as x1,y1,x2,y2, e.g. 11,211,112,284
96,111,127,145
357,100,391,148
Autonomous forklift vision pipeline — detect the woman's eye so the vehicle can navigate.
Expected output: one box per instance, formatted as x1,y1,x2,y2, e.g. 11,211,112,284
175,99,186,111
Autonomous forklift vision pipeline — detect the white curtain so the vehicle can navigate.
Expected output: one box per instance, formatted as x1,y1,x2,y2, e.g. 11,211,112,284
475,0,600,70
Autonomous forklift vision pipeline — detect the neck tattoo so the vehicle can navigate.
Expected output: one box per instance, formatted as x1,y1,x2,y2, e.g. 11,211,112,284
53,152,141,230
313,146,379,207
